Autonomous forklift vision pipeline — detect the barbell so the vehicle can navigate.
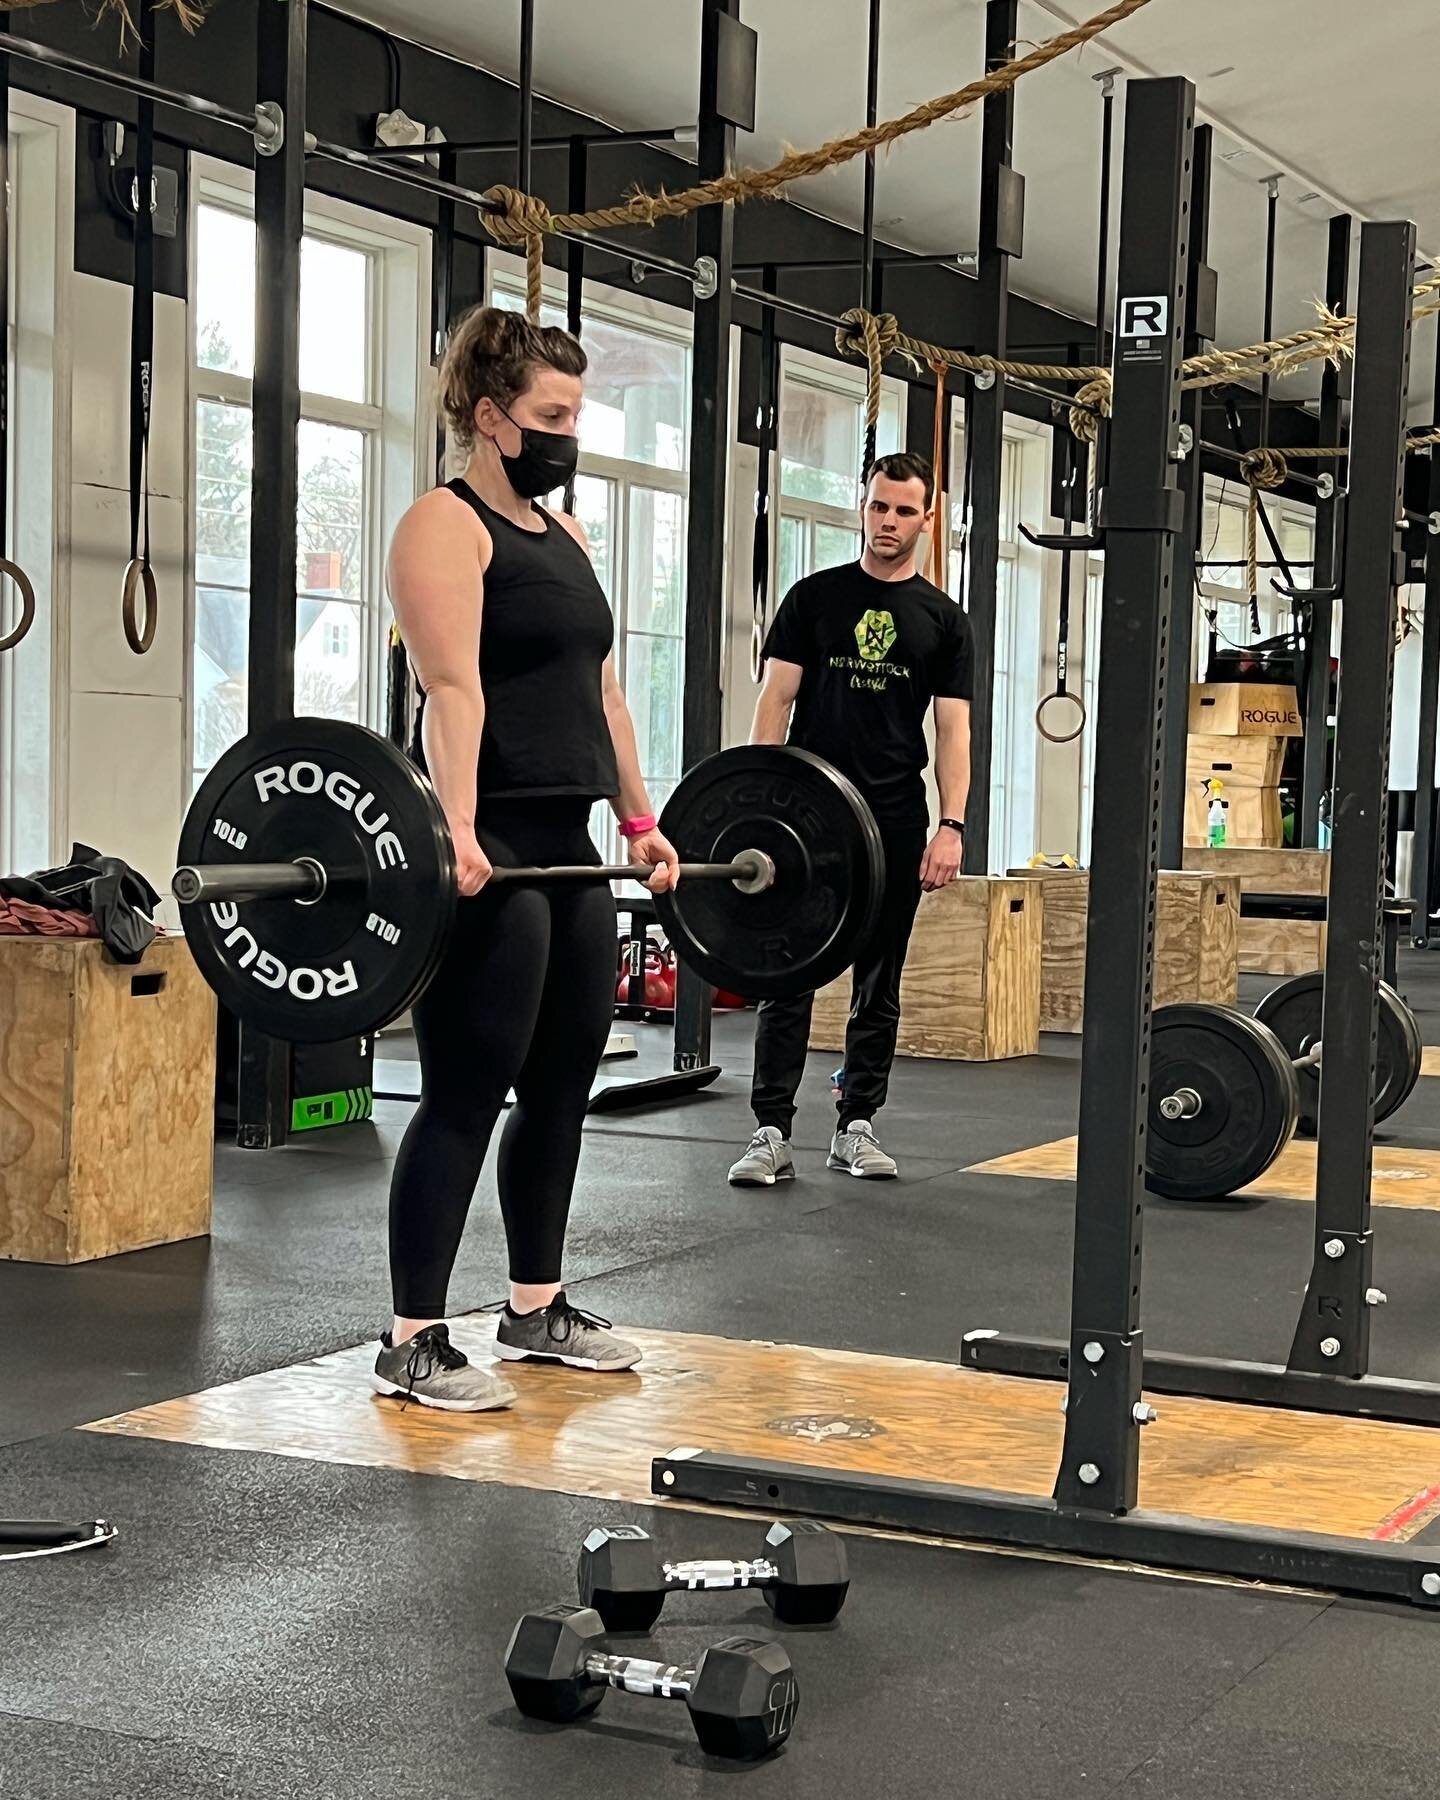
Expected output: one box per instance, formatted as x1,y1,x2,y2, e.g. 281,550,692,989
172,717,886,1043
1146,982,1423,1201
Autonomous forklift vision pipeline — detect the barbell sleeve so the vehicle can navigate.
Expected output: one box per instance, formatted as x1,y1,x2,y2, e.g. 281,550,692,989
172,861,327,905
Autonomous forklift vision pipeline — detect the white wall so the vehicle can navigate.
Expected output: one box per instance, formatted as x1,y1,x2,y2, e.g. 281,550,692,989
63,277,189,911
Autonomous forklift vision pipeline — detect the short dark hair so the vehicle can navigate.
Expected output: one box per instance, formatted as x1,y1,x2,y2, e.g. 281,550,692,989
866,451,934,508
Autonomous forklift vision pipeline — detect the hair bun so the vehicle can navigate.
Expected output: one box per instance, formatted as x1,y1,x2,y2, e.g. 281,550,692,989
438,304,587,452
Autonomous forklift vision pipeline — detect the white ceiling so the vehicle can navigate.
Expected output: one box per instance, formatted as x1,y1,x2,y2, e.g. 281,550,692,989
337,0,1440,418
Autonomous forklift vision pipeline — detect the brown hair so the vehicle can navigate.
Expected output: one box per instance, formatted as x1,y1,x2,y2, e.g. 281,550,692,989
867,451,935,508
438,305,587,450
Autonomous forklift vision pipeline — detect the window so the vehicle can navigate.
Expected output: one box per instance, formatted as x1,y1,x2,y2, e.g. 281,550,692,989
776,348,903,582
189,167,426,789
490,265,693,841
1196,478,1315,673
948,413,1045,869
0,97,66,875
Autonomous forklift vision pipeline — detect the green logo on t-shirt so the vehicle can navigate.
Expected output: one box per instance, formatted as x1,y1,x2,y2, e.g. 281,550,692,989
855,609,897,662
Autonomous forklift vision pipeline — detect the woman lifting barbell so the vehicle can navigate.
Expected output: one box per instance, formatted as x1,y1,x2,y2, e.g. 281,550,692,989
376,305,680,1411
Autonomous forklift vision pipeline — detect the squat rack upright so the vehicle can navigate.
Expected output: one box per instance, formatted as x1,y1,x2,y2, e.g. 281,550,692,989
656,74,1440,1613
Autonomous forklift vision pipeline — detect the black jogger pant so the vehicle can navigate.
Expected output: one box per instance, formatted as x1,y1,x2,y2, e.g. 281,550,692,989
749,826,926,1137
387,797,616,1316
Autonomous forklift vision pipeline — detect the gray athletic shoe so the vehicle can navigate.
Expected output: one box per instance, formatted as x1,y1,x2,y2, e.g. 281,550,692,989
494,1292,642,1371
728,1126,796,1187
827,1119,898,1179
370,1322,518,1413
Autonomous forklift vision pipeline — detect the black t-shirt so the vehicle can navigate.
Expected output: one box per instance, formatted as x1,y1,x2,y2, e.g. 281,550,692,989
762,562,973,828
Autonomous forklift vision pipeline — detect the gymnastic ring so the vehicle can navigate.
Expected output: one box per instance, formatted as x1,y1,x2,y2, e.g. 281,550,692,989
122,558,159,656
1035,689,1087,745
0,558,37,653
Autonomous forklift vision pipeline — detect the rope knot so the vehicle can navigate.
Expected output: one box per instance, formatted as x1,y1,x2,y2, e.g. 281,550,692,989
1069,374,1112,445
1240,446,1287,490
834,307,902,366
480,185,555,247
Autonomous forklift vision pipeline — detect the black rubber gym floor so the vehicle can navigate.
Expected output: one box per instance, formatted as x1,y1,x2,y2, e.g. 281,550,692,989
7,955,1440,1796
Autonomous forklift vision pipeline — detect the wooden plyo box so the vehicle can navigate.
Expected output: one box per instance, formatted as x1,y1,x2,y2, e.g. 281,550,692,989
1181,845,1329,977
808,875,1041,1062
1188,682,1302,737
1183,783,1284,849
0,936,217,1263
1003,867,1240,1033
1186,732,1288,789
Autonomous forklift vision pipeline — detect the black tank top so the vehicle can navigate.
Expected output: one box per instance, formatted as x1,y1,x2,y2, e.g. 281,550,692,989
414,479,619,802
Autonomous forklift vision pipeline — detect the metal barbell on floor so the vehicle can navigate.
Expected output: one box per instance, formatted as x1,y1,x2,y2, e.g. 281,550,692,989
172,719,887,1043
1146,985,1423,1201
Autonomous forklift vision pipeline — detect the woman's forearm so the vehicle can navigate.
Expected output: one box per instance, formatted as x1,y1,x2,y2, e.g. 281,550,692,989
605,699,654,820
421,683,485,840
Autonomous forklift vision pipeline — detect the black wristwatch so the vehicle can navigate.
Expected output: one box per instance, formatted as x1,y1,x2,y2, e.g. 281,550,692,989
939,818,966,835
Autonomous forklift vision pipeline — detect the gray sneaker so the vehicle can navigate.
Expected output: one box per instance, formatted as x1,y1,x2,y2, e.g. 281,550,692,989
494,1292,642,1372
371,1322,518,1412
827,1119,898,1179
728,1126,796,1187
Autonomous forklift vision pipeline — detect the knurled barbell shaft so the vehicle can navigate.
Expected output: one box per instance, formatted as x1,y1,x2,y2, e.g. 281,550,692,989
173,850,774,907
491,860,754,885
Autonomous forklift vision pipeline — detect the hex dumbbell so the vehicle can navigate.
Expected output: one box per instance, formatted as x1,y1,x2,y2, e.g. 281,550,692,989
577,1519,850,1631
503,1604,799,1761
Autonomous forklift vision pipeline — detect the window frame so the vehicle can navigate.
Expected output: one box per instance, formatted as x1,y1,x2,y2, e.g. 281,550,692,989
1195,475,1316,673
0,90,73,875
775,342,906,583
948,410,1048,870
185,154,430,789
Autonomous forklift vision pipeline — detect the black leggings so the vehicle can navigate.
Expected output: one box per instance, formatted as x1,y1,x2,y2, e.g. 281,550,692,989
388,798,617,1315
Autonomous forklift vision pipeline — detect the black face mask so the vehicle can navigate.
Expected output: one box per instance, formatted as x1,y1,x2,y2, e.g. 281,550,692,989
495,406,580,499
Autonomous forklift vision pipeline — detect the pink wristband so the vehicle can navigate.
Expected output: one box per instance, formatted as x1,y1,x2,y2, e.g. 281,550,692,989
618,814,656,839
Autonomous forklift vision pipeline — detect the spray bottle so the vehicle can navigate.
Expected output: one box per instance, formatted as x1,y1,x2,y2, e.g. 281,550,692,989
1206,779,1227,848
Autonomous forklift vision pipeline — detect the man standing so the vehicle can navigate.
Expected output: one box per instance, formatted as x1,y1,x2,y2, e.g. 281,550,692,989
729,452,973,1186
